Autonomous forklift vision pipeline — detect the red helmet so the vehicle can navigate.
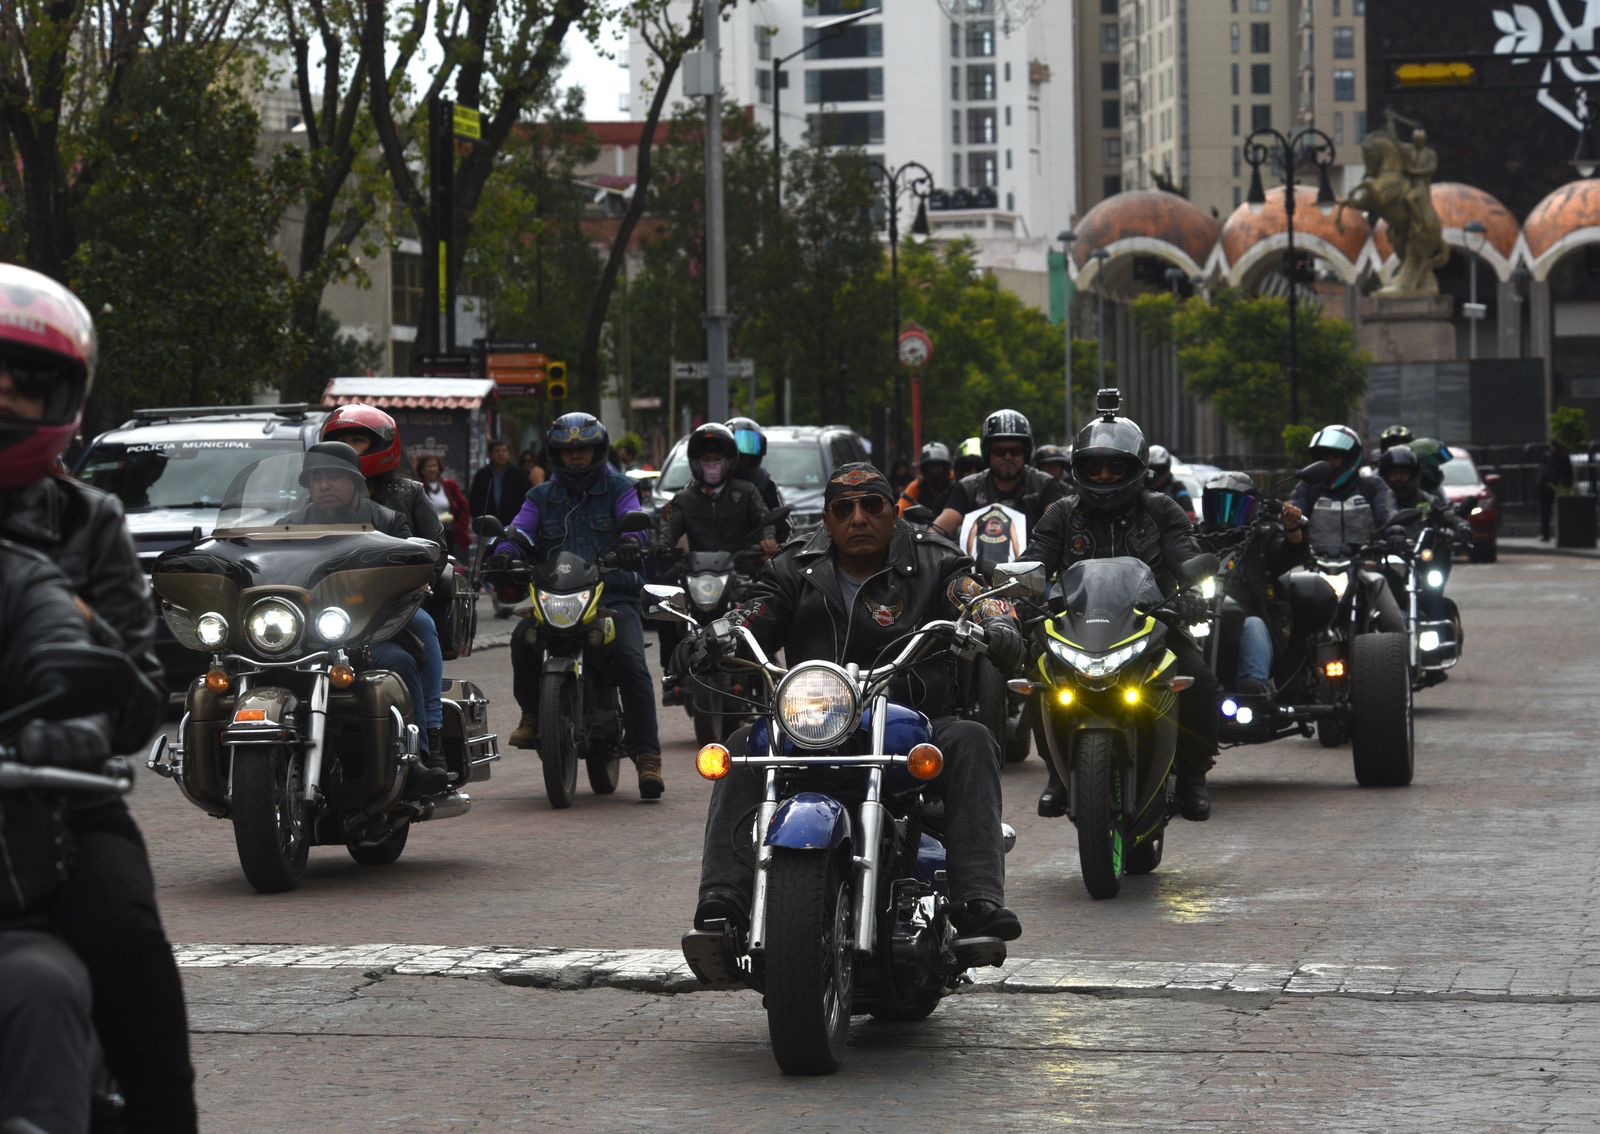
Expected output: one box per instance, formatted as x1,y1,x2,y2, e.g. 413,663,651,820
0,264,97,490
321,403,401,477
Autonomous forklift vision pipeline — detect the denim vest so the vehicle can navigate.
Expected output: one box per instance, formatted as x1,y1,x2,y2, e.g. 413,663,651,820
529,470,632,567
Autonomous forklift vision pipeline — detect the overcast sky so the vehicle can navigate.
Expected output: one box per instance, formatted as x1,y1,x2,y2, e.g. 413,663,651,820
557,17,631,122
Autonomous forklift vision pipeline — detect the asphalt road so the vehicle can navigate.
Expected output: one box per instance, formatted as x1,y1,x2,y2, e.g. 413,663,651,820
133,554,1600,1130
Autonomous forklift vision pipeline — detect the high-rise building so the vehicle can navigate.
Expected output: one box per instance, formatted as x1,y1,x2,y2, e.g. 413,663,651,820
1075,0,1125,216
1296,0,1367,195
624,1,1076,242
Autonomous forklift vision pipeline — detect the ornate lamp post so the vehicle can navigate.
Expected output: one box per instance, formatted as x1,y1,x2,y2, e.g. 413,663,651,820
870,160,933,465
1244,126,1338,426
1057,229,1077,442
1091,248,1111,390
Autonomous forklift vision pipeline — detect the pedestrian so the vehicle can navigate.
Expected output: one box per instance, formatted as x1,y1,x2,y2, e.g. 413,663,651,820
888,456,913,496
520,447,548,487
469,439,526,528
415,452,472,555
1538,439,1574,542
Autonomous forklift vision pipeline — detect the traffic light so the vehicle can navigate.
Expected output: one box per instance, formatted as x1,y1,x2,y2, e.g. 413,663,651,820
547,361,568,401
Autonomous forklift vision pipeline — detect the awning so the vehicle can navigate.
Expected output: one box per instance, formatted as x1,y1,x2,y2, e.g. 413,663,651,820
321,376,497,411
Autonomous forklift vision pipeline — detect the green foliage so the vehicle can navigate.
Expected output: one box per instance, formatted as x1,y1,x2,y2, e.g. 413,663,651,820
70,47,290,431
283,309,384,404
1551,406,1590,451
1283,423,1318,460
1173,289,1369,451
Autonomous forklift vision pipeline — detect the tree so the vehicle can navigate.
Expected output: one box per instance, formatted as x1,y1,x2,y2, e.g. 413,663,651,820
70,46,290,432
1136,289,1368,452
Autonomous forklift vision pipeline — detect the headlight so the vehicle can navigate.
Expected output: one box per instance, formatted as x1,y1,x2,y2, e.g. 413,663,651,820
1419,629,1441,652
1188,621,1212,638
538,588,593,629
1199,577,1216,600
196,612,229,649
1047,634,1149,678
245,598,303,656
1426,569,1445,589
775,663,857,748
1323,571,1350,600
687,573,730,610
316,606,352,642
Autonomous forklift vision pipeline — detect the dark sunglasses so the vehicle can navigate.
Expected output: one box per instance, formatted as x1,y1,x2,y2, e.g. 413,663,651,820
827,494,888,521
990,444,1027,458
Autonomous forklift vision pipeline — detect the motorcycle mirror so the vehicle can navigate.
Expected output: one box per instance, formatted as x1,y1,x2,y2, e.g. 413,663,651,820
618,511,654,535
642,584,689,621
1178,553,1221,588
901,504,935,524
761,504,792,526
26,644,143,721
992,560,1047,599
1296,460,1332,485
472,515,505,538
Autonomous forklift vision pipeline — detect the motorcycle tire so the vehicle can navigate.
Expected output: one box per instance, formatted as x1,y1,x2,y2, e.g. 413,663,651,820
764,851,854,1075
347,822,410,866
1003,701,1032,764
1126,827,1164,875
974,659,1008,759
1074,732,1126,900
586,749,622,796
868,991,942,1023
231,744,310,893
539,673,580,809
1350,631,1415,787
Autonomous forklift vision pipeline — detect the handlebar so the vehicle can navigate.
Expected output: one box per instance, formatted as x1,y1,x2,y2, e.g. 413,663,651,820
0,757,132,795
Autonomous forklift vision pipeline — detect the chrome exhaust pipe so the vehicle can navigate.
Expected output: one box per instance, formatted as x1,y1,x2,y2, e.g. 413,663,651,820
413,790,471,821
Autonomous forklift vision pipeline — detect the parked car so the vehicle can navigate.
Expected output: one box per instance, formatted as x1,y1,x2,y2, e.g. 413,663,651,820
1440,446,1501,563
74,404,329,686
650,423,870,537
1172,458,1222,520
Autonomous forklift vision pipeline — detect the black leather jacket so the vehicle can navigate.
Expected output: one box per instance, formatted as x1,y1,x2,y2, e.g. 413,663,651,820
0,475,164,705
662,478,770,554
727,521,1022,712
943,466,1068,531
738,463,790,543
1024,490,1209,593
369,473,446,554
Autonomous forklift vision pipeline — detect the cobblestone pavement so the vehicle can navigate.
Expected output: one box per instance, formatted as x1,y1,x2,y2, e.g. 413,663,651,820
129,554,1600,1128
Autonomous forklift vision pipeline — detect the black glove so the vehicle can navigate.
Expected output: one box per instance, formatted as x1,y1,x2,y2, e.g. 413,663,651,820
1177,591,1212,626
686,629,726,670
16,717,115,772
484,553,515,575
614,539,643,570
602,568,642,597
981,619,1025,673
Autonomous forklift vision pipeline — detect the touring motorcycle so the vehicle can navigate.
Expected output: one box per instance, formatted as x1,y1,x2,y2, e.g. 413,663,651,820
146,453,499,892
654,575,1025,1075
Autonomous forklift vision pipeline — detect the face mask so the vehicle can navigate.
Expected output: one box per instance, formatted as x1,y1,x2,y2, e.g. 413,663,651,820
700,458,727,485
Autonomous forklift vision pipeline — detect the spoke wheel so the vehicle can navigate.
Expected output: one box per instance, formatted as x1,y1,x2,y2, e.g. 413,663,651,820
231,745,310,893
764,853,854,1075
347,822,409,866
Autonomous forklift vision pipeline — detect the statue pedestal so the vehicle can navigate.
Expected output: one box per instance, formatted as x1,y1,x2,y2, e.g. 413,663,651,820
1357,293,1455,363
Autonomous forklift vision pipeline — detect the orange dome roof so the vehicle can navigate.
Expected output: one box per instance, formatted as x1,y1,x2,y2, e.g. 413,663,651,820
1071,189,1221,273
1525,178,1600,261
1220,186,1370,269
1373,182,1518,261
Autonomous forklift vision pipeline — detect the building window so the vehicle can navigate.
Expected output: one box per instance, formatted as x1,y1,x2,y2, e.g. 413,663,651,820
951,20,961,57
967,64,997,100
1356,109,1367,136
1232,64,1239,95
1354,0,1365,13
1251,63,1271,94
1003,61,1011,83
756,70,771,104
1232,103,1241,135
1006,191,1015,211
805,110,884,146
805,23,882,59
968,151,998,188
952,154,962,187
1233,146,1243,177
1231,22,1240,54
1101,23,1119,53
952,109,962,144
1250,22,1270,52
1103,60,1120,90
757,27,772,62
1251,0,1270,9
805,67,883,103
1234,184,1243,209
1005,148,1013,170
1102,98,1120,129
1252,103,1272,130
1333,0,1341,13
1333,111,1344,144
951,67,960,99
1333,26,1355,59
968,107,998,144
1104,136,1122,160
1104,174,1123,197
1333,68,1356,101
966,21,995,58
1102,0,1117,12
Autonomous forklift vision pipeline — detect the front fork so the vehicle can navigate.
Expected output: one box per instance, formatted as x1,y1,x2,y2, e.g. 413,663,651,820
223,669,331,806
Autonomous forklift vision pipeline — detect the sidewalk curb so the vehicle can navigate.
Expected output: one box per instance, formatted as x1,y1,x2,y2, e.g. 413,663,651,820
1497,539,1600,560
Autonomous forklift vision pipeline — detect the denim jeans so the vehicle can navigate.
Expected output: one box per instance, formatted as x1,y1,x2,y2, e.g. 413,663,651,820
370,640,429,752
1237,615,1274,683
409,608,444,731
511,601,661,757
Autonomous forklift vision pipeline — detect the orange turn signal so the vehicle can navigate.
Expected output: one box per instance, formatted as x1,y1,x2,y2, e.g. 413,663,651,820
907,743,944,781
205,668,231,694
696,744,731,780
233,709,267,723
1325,660,1346,679
330,664,356,689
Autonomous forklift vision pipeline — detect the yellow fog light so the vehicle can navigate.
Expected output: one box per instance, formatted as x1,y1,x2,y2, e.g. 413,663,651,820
1123,687,1141,705
1420,548,1435,562
696,744,731,780
205,667,231,694
1325,660,1346,678
330,664,356,689
907,743,944,780
1055,688,1075,707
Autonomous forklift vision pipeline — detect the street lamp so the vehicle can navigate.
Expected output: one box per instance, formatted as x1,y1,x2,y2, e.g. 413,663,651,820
772,8,881,207
1165,266,1187,451
1091,248,1111,390
1463,220,1488,359
1572,88,1599,178
870,159,933,467
1244,125,1337,426
1057,229,1077,442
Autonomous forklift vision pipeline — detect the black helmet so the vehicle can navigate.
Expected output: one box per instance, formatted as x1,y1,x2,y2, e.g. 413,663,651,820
725,416,767,462
1377,443,1420,479
1379,424,1414,451
687,422,738,483
1201,471,1260,531
919,441,952,470
1071,399,1149,514
298,441,366,489
547,412,609,457
980,408,1033,462
1147,443,1173,477
1033,443,1069,470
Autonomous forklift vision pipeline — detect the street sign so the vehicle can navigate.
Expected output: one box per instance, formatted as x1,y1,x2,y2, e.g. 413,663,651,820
453,104,483,141
1393,62,1476,88
486,351,549,387
673,359,754,380
416,352,475,378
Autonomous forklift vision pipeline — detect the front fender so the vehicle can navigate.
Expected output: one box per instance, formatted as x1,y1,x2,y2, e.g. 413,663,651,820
221,686,300,745
765,792,852,851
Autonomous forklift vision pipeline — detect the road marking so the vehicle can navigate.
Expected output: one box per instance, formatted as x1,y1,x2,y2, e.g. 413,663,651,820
173,943,1600,1001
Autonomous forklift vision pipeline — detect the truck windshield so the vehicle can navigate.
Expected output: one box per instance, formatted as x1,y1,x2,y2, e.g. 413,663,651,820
78,439,304,513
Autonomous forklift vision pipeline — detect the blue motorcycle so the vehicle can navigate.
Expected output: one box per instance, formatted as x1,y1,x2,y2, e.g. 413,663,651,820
648,577,1026,1075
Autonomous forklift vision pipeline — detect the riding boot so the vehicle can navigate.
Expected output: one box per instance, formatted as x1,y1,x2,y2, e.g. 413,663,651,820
1176,760,1211,822
635,751,665,799
1036,766,1068,817
509,711,538,749
410,733,447,795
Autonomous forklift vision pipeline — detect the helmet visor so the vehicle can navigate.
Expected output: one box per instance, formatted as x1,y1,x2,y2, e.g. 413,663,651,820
1203,488,1258,529
0,351,83,425
732,428,763,457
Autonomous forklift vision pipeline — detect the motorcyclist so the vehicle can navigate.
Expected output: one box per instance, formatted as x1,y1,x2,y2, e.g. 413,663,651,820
492,412,664,799
1,541,153,1134
897,440,957,517
1379,444,1473,543
691,462,1026,942
1021,402,1221,821
930,409,1068,545
952,436,985,481
321,405,448,769
1033,443,1072,482
1288,424,1406,632
1146,444,1194,515
1378,423,1415,453
280,442,448,794
725,416,788,553
0,262,197,1132
1199,472,1309,697
657,423,772,699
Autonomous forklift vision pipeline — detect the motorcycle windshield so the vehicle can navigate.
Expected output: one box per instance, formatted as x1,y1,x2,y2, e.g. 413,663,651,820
537,550,599,595
1055,557,1164,653
685,550,736,573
